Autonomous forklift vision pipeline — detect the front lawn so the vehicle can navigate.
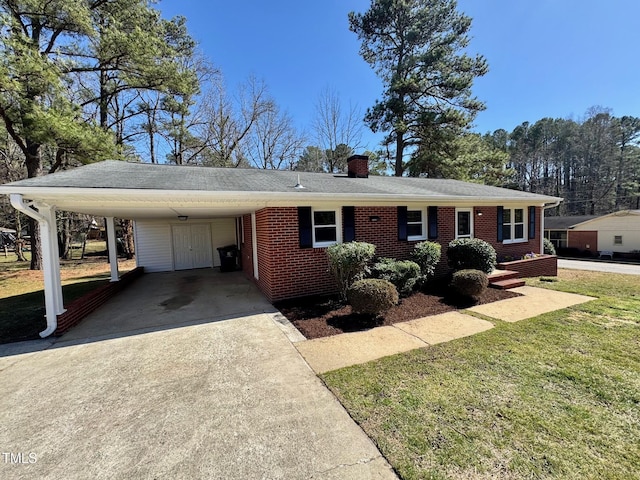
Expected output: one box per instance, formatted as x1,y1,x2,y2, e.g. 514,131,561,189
323,269,640,479
0,245,135,343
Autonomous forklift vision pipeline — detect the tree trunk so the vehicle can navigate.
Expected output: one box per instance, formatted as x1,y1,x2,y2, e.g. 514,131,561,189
60,215,72,260
25,140,43,270
395,134,404,177
119,219,135,259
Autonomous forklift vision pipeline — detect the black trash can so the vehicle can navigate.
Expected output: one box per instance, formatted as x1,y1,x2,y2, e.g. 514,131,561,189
217,245,238,272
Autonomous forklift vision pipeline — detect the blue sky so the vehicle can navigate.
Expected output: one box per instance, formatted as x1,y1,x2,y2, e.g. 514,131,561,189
157,0,640,150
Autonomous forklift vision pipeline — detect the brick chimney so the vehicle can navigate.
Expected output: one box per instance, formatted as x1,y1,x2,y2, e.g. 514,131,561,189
347,155,369,178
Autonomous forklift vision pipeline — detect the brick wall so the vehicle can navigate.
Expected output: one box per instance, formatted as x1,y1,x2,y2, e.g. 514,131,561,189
55,267,144,335
568,230,598,255
497,255,558,277
253,208,335,302
246,205,545,302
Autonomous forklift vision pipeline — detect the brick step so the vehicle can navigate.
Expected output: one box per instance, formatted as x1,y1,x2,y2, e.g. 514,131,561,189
490,278,526,290
488,270,520,282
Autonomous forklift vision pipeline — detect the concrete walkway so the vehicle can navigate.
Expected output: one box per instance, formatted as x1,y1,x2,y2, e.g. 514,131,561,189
296,312,493,374
0,271,397,480
296,287,596,374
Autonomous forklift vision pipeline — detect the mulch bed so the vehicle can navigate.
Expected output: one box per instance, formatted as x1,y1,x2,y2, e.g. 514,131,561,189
275,286,520,340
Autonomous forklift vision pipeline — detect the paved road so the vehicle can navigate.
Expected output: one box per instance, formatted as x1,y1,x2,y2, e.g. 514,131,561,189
558,259,640,275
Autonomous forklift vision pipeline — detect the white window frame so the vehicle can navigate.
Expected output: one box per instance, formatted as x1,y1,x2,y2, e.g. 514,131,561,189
406,207,427,241
312,207,342,248
502,207,527,244
455,208,474,239
614,235,623,246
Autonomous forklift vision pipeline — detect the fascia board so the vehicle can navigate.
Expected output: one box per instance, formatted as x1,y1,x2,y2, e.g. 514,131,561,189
0,185,563,208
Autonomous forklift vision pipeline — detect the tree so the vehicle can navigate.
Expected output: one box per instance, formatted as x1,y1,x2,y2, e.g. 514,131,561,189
312,87,363,173
349,0,488,176
296,146,326,172
247,105,304,170
198,76,273,167
0,0,200,266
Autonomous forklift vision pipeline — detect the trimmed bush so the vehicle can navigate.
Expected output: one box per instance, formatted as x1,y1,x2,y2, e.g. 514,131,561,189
371,257,421,297
447,238,497,274
411,241,441,280
451,269,489,298
347,279,399,316
327,242,376,300
543,238,556,256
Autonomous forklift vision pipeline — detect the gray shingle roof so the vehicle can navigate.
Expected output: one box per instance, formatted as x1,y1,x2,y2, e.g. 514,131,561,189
544,215,598,230
2,160,561,202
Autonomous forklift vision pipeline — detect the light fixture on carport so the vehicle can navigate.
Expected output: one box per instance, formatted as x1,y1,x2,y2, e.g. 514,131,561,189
177,215,188,221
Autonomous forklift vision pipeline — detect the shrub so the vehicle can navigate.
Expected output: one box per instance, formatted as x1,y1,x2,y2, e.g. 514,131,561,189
450,269,489,298
326,242,376,300
543,238,556,256
447,238,497,274
347,279,399,316
411,241,441,281
371,257,421,297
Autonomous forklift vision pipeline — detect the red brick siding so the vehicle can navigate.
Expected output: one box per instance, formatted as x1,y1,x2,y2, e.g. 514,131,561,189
240,214,253,278
568,230,598,254
54,267,144,335
251,205,546,302
497,255,558,277
254,208,334,302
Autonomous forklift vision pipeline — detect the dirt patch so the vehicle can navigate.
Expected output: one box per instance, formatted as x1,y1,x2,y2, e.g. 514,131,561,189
276,287,520,340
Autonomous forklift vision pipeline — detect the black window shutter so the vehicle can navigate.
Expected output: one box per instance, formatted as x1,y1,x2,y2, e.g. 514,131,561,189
298,207,312,248
529,206,536,239
497,206,504,242
343,206,355,242
397,206,408,241
428,206,438,239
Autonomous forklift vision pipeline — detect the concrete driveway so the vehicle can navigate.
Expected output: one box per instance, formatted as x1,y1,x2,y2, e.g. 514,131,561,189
0,270,396,479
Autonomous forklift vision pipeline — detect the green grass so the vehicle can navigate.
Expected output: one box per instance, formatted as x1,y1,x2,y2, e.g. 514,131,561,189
323,270,640,479
0,278,110,343
0,242,130,343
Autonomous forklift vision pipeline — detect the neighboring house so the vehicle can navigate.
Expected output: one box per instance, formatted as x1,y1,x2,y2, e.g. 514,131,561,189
0,156,562,337
545,211,640,257
544,215,598,254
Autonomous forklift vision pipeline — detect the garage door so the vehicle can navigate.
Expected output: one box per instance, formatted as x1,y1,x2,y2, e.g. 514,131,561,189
172,224,213,270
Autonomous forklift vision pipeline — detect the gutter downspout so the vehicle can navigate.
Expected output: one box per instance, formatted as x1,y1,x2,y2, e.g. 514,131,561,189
10,194,64,337
542,199,563,254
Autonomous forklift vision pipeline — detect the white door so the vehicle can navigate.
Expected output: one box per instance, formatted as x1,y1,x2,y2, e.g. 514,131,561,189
172,224,213,270
190,224,213,268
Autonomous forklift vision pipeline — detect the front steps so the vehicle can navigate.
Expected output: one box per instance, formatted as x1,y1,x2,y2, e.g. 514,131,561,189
488,270,525,290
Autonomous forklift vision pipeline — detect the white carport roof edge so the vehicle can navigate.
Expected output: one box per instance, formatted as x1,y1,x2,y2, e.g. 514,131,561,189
0,185,563,220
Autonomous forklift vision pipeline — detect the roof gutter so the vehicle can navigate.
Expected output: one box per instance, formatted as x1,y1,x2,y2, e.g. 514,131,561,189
10,194,58,337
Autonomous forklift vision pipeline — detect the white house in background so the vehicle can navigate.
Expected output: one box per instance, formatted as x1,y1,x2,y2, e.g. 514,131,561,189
573,210,640,253
545,210,640,257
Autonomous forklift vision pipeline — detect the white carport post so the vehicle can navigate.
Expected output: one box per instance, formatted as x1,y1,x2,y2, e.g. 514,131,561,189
105,216,119,282
10,194,65,337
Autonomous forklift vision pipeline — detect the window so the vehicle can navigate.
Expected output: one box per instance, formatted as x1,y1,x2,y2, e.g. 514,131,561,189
502,207,526,243
547,230,567,249
614,235,623,245
312,208,341,247
455,208,473,239
407,208,427,240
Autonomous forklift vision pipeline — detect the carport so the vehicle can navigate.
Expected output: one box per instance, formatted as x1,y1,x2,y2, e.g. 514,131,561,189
0,162,272,338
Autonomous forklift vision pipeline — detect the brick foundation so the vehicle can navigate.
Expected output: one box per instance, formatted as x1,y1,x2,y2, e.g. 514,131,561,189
54,267,144,335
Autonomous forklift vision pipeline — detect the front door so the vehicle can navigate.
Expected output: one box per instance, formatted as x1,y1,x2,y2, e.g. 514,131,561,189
172,224,213,270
